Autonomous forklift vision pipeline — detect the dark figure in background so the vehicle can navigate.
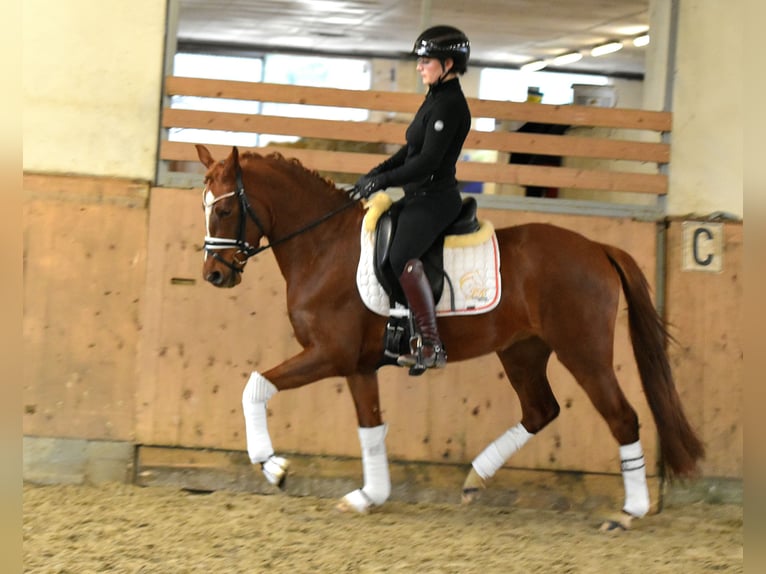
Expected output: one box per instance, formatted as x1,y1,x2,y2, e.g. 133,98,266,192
509,87,569,198
354,25,472,370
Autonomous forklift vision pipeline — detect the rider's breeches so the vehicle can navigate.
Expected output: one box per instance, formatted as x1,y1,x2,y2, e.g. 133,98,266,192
388,191,462,276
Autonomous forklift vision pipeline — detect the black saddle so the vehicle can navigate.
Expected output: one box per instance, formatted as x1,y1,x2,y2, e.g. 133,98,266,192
373,196,481,307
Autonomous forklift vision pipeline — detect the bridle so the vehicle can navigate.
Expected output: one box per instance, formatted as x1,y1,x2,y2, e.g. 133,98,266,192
203,165,359,274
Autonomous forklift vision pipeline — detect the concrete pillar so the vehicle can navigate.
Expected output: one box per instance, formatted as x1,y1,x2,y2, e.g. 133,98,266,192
659,0,743,217
23,0,167,180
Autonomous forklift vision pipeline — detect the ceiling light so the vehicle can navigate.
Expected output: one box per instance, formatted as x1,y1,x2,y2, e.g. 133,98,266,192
520,59,547,72
591,41,623,57
552,52,583,66
633,34,650,47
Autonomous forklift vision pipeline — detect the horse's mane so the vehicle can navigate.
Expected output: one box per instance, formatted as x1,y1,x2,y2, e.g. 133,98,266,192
240,151,342,195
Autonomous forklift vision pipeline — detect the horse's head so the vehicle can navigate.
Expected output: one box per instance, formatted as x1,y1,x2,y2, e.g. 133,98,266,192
197,145,268,288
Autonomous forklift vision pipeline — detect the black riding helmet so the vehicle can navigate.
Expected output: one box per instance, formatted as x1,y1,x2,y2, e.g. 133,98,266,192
412,25,470,75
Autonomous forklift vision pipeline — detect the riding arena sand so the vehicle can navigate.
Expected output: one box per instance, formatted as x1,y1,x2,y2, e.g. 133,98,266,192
23,482,742,573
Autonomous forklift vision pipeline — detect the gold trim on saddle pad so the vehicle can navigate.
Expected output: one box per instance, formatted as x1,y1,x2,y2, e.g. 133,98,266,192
445,220,494,248
362,192,493,247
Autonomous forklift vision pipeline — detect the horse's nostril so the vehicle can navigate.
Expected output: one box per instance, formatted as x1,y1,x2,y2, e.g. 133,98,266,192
206,271,223,286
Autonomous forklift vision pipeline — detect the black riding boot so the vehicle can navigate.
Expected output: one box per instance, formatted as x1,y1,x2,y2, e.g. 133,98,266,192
397,259,447,373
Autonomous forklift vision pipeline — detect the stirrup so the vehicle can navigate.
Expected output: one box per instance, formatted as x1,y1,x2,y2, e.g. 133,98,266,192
397,335,447,375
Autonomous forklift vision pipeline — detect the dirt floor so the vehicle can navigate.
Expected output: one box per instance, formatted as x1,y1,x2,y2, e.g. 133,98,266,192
23,482,742,574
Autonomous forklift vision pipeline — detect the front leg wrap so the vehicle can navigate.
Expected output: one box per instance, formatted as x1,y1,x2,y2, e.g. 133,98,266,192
461,422,533,503
242,371,288,486
472,422,534,480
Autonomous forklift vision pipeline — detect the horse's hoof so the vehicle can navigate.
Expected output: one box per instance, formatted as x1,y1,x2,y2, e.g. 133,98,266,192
599,511,634,532
261,455,289,490
461,488,482,505
461,467,486,504
336,489,373,514
335,499,368,514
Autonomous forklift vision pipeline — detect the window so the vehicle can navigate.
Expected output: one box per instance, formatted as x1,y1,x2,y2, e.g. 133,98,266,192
167,52,371,147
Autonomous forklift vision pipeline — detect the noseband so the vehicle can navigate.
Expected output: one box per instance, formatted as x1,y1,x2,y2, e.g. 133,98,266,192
203,166,358,274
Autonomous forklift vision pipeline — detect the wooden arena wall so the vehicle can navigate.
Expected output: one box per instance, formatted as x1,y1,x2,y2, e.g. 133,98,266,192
23,172,743,486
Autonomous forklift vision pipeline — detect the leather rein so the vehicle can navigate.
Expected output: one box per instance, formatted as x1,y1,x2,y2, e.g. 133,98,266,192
203,166,359,274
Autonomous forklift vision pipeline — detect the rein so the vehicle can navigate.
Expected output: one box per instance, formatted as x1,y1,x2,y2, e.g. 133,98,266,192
204,166,359,274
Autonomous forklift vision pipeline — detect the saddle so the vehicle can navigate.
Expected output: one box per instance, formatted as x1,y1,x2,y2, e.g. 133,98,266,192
371,196,481,368
373,196,481,306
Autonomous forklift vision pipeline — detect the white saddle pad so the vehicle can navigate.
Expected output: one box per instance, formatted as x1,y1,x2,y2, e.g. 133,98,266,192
355,194,502,317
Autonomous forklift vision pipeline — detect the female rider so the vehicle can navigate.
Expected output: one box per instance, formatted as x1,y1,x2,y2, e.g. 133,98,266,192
354,25,472,371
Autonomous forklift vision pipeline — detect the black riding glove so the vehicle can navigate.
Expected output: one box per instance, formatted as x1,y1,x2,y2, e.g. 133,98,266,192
354,174,385,198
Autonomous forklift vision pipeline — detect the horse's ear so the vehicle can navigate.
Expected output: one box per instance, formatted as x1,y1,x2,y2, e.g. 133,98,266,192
196,144,215,168
223,146,240,175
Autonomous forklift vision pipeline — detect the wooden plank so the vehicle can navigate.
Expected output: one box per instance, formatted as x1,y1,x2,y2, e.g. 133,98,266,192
165,76,673,132
165,76,425,113
162,108,407,145
470,131,668,163
665,222,743,478
23,176,148,441
134,187,194,446
459,163,667,194
160,140,667,194
160,140,384,175
162,108,670,163
470,100,672,132
23,173,149,207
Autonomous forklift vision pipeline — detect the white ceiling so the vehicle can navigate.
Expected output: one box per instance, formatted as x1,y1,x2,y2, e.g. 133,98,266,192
176,0,651,78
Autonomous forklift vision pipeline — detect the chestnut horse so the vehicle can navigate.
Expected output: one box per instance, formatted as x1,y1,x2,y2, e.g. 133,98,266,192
196,145,704,529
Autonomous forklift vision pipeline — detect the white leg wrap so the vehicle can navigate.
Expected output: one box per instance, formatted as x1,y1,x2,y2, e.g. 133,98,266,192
242,371,278,464
358,424,391,506
472,422,533,480
620,440,650,518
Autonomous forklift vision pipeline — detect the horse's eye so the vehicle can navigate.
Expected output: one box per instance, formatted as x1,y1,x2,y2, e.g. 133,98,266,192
217,207,232,218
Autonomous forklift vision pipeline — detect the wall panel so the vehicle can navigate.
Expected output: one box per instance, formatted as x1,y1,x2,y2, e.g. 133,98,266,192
23,174,148,440
22,175,742,490
665,221,743,478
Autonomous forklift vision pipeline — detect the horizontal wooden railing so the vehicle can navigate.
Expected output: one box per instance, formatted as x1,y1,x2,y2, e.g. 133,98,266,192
160,77,672,196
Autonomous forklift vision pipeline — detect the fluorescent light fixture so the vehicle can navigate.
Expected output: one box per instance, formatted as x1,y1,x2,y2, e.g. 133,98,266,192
520,59,547,72
552,52,583,66
591,41,623,57
633,34,650,47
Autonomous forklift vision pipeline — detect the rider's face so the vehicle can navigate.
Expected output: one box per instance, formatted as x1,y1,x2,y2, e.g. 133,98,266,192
416,57,453,85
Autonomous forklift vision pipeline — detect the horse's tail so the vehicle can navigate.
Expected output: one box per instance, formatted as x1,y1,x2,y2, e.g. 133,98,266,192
602,244,705,478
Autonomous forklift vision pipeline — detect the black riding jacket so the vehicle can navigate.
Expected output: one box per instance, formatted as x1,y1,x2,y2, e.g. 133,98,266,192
374,78,471,195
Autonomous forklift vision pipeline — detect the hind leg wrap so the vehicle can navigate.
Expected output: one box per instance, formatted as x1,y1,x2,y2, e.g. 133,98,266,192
242,371,278,464
472,423,534,480
620,440,650,518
